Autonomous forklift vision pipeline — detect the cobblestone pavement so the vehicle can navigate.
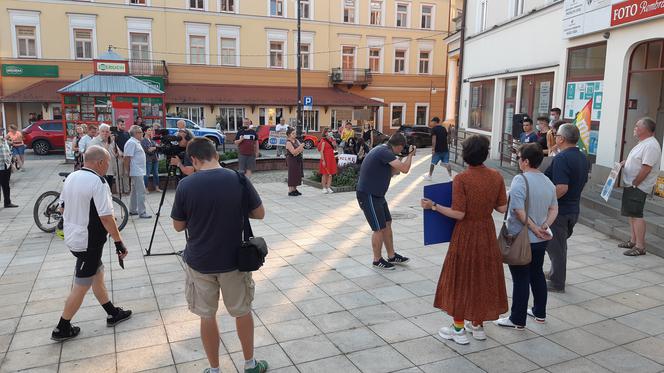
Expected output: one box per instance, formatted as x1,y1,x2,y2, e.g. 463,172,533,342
1,154,664,373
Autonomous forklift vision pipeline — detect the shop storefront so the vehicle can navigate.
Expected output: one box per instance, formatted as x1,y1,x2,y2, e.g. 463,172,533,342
58,52,164,161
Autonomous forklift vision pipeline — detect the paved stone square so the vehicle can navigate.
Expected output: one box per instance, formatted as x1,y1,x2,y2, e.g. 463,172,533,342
1,154,664,373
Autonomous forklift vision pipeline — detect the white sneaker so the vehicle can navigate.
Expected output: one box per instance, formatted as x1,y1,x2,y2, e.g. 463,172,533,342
465,321,487,340
322,188,329,194
423,174,432,181
527,308,546,323
438,325,470,345
494,317,525,330
327,188,334,194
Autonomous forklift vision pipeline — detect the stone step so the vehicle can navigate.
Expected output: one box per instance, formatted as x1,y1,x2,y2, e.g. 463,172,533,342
578,206,664,258
581,190,664,238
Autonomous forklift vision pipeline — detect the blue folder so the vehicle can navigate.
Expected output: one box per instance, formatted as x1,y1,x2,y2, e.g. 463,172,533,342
423,182,456,245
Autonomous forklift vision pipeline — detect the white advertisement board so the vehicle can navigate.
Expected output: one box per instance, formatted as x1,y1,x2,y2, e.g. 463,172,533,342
562,0,613,38
564,80,604,121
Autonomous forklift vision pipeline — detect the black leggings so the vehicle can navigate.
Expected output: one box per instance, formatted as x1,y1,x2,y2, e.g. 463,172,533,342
0,168,11,206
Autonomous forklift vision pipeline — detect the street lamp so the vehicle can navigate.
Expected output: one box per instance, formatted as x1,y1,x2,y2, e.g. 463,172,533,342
296,0,303,138
428,81,437,122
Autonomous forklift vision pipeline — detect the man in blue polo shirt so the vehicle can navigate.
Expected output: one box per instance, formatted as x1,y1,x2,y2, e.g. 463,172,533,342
356,133,415,270
544,124,588,292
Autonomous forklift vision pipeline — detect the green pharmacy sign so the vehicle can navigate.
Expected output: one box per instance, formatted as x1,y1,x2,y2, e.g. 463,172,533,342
1,64,59,77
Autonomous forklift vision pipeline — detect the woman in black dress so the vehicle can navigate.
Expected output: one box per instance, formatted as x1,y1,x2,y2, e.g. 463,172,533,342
285,128,305,196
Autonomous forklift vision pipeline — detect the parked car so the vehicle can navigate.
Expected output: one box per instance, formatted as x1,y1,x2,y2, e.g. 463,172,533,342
165,117,225,147
397,125,432,148
22,120,65,155
256,125,319,150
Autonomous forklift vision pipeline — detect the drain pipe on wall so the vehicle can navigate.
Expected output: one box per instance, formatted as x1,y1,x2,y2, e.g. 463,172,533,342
454,0,468,148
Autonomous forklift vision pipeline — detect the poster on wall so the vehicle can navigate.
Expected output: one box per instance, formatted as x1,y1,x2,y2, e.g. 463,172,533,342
589,130,599,155
538,81,552,115
564,80,603,121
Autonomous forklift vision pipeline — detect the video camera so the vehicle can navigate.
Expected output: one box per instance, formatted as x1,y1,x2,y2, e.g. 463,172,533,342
154,129,185,157
400,143,416,157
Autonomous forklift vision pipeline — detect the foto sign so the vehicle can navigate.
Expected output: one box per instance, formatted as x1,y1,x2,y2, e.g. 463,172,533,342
94,60,129,75
611,0,664,26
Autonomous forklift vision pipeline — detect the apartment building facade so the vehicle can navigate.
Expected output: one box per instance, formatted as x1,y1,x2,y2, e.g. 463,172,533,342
1,0,456,136
458,0,664,184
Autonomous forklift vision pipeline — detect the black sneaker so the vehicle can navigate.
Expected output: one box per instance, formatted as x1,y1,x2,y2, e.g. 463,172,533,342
294,190,302,196
387,253,410,264
288,191,298,197
107,308,132,327
51,325,81,342
372,258,395,270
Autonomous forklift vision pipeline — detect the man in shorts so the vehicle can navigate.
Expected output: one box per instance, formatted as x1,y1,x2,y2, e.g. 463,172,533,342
51,145,132,341
620,117,661,256
171,137,268,373
235,118,259,177
424,117,450,180
356,133,415,270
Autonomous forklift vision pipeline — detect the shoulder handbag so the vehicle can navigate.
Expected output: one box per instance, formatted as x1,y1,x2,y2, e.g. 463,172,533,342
235,171,268,272
498,174,532,266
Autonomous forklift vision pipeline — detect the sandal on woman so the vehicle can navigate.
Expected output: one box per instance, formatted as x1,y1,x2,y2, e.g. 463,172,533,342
623,247,646,256
618,241,636,249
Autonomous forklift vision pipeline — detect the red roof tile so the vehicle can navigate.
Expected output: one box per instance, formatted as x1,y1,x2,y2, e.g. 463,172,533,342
165,84,385,107
1,80,74,103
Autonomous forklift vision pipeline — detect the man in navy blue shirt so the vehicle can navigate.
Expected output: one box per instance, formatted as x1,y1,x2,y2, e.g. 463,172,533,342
357,133,415,270
171,138,268,373
544,124,589,292
519,118,539,144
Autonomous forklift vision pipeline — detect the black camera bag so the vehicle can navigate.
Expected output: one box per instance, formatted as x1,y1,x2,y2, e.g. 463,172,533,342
236,171,268,271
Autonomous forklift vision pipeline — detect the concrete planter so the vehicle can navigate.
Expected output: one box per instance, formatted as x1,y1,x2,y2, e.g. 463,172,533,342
221,157,320,171
302,178,356,193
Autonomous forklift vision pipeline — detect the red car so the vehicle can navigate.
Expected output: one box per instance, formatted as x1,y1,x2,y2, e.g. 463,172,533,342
256,125,319,150
22,120,65,155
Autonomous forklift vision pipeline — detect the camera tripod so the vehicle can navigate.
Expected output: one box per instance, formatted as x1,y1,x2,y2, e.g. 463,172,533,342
145,163,183,257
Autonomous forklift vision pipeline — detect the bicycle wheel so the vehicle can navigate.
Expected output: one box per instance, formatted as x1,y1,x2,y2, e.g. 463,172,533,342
112,196,129,231
34,191,61,233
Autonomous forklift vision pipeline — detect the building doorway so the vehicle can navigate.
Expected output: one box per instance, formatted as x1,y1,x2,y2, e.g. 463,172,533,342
519,72,554,120
621,39,664,163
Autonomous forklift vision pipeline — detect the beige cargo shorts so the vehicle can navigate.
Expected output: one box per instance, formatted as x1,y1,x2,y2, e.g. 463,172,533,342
184,264,255,318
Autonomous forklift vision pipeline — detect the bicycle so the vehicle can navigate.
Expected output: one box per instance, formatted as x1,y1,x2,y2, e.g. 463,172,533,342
33,172,129,233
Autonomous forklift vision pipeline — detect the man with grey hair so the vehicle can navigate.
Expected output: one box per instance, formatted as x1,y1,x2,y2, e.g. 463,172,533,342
619,117,661,256
544,124,589,292
123,125,151,218
51,145,132,341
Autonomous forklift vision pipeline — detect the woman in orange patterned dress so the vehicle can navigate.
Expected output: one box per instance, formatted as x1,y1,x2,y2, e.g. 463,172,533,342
421,135,508,345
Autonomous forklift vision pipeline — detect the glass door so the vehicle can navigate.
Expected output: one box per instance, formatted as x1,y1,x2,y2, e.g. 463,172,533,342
503,78,517,135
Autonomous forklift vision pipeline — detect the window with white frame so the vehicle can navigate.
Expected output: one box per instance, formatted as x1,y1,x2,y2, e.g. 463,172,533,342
396,3,409,27
189,0,205,10
219,0,235,12
299,43,311,69
16,26,37,58
177,106,205,126
270,0,284,16
300,0,311,19
189,35,207,64
269,41,284,68
421,5,433,29
130,33,150,59
370,1,383,25
344,0,356,23
477,0,488,32
391,104,405,128
221,37,237,66
415,104,428,126
74,29,93,59
342,46,355,69
303,110,319,132
369,48,381,73
394,49,406,73
510,0,524,17
186,23,209,65
418,51,430,74
219,107,244,131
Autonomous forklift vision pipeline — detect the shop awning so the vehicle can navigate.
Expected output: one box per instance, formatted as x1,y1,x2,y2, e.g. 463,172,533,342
0,80,74,103
58,74,164,95
165,84,385,107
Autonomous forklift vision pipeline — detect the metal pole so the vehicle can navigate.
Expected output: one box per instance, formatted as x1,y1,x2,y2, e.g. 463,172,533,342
1,103,7,136
296,0,303,138
428,80,433,121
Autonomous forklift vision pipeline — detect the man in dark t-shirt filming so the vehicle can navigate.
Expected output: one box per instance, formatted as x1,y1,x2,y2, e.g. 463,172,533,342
356,133,416,270
171,137,268,373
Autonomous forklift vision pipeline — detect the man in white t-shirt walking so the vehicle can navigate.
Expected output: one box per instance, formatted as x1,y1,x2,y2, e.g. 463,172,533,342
51,146,132,341
124,125,151,219
620,117,661,256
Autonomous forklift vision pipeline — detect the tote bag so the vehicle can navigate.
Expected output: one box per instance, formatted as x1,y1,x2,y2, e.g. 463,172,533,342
498,175,532,266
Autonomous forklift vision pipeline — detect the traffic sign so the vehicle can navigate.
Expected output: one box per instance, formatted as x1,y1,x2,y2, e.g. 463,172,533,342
303,96,313,106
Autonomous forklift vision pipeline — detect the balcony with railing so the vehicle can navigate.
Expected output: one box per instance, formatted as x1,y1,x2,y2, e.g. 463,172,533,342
128,59,169,78
452,10,463,32
330,68,372,88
